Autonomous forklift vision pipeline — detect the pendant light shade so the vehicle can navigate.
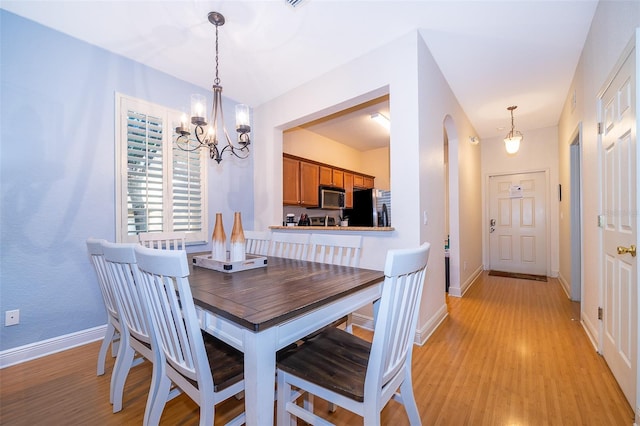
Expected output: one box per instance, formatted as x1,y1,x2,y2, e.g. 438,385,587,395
504,135,522,154
504,105,523,154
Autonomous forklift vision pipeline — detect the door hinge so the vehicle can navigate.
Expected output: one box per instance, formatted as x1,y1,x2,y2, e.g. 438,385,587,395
598,307,603,320
597,122,603,135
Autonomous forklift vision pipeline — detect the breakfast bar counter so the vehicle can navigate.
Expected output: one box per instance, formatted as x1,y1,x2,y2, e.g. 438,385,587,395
269,225,394,231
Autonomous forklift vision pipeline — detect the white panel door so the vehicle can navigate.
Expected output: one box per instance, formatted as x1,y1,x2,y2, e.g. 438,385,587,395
600,46,637,408
489,172,547,275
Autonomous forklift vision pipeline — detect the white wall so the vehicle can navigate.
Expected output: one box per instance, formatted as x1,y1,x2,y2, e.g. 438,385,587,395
480,126,560,278
445,116,483,297
557,1,639,352
253,30,480,340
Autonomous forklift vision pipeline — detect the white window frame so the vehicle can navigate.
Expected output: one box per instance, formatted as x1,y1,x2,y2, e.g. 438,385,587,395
115,93,208,244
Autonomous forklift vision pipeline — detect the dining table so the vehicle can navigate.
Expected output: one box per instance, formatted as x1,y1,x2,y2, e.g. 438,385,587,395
187,255,384,426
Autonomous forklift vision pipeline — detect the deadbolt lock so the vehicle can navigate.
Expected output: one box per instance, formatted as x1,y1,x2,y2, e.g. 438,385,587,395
616,245,637,257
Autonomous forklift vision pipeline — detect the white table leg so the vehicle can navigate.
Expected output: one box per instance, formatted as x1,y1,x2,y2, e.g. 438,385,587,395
243,327,277,426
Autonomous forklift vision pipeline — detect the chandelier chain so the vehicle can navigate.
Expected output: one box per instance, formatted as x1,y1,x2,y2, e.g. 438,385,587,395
214,23,220,86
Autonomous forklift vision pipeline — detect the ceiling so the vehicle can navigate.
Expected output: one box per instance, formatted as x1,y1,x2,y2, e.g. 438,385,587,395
1,0,598,151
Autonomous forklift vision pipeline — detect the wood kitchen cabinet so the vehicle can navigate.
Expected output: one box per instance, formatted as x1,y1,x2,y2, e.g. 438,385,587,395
283,157,319,207
299,161,319,206
283,156,300,205
343,172,354,208
332,169,344,188
283,154,373,208
363,176,374,188
353,174,374,189
319,166,344,188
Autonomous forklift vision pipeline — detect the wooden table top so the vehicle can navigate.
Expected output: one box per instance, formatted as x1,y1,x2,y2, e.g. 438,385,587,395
188,256,384,332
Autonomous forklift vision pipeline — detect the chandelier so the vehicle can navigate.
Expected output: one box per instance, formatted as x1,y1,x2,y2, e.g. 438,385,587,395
504,105,523,154
175,11,251,164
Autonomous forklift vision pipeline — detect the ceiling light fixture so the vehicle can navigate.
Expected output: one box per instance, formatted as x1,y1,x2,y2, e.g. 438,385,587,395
175,11,251,164
370,112,390,130
503,105,523,154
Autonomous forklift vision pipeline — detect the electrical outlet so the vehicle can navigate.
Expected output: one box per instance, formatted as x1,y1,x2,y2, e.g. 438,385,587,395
5,309,19,326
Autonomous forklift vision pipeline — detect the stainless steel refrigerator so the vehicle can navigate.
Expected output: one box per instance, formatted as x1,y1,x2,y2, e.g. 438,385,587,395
343,189,391,227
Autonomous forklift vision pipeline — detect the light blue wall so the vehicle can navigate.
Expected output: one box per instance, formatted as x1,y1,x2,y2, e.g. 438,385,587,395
0,10,254,351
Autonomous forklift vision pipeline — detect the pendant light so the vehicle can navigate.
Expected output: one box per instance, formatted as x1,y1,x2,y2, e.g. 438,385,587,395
504,105,523,154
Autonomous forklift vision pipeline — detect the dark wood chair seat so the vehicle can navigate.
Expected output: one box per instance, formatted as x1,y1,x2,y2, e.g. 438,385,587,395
278,327,371,402
201,332,244,392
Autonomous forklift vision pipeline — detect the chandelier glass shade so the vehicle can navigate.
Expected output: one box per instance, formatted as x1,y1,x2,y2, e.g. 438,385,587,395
175,11,251,164
503,105,522,154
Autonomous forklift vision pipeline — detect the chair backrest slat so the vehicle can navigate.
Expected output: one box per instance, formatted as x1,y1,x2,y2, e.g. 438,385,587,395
308,234,362,267
269,232,311,260
244,230,271,256
138,231,187,250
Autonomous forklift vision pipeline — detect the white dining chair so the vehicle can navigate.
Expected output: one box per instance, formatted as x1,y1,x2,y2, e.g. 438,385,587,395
86,238,121,377
134,245,246,426
244,230,271,256
138,231,186,250
307,233,363,335
101,241,177,422
308,233,362,267
269,232,311,260
276,242,431,426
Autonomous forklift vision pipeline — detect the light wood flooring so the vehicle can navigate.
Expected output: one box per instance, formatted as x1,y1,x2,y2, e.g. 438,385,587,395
0,272,634,425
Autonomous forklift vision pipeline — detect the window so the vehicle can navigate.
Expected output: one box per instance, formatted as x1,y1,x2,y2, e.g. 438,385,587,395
115,93,208,243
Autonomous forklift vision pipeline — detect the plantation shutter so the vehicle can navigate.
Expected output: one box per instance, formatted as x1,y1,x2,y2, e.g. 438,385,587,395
172,146,203,232
126,110,165,235
116,93,208,243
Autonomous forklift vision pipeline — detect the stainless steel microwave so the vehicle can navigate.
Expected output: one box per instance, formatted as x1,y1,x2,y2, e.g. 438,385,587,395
319,187,345,210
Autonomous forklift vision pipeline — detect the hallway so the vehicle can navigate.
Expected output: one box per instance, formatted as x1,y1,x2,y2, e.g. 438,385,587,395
412,272,634,425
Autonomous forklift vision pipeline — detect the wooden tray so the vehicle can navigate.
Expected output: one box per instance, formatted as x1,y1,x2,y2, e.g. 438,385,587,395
192,253,267,273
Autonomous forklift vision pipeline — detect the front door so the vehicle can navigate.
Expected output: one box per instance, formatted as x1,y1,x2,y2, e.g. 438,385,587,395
489,172,547,275
600,44,637,408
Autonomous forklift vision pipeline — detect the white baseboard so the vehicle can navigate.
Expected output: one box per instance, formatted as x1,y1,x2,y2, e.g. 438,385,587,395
415,303,448,346
352,312,375,330
557,272,571,298
581,314,600,352
353,303,448,346
448,265,483,298
0,325,106,369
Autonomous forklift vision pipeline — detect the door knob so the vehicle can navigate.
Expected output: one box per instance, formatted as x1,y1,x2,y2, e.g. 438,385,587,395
617,245,637,257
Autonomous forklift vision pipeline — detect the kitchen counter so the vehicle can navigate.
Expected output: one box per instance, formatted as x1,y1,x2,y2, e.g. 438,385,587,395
269,225,394,232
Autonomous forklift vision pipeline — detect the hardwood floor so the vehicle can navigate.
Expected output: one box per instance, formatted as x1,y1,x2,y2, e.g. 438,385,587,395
0,272,634,425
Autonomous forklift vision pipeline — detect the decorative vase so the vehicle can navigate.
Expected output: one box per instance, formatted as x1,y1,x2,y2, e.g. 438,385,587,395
230,212,246,262
211,213,227,262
